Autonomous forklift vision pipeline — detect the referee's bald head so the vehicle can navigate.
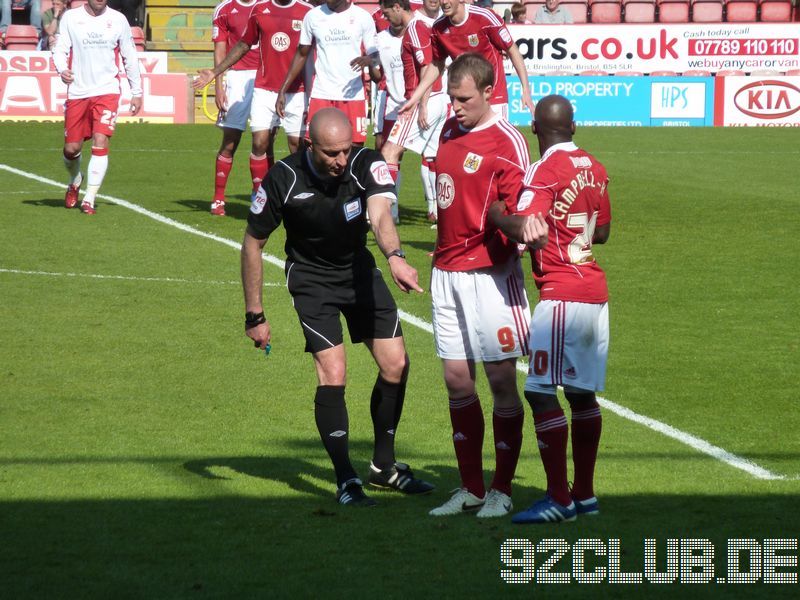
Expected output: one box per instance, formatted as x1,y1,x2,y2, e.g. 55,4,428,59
309,108,352,145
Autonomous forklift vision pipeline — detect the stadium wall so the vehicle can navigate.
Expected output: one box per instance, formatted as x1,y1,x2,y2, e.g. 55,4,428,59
0,51,194,123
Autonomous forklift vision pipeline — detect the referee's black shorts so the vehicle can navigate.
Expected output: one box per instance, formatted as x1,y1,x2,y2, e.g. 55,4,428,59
285,261,403,353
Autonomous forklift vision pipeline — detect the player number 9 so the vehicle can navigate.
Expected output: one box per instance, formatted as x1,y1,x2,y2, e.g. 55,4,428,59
497,327,516,353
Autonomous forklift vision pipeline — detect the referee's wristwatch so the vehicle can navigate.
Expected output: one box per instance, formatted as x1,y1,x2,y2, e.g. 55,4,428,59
386,249,406,261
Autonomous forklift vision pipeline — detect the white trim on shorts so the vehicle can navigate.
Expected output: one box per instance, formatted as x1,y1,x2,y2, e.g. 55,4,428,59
524,300,609,394
250,88,308,137
431,257,530,362
387,92,450,159
217,69,256,131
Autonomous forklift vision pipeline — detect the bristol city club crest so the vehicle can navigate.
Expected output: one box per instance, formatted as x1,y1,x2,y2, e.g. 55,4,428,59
292,19,302,31
468,34,479,47
463,152,482,174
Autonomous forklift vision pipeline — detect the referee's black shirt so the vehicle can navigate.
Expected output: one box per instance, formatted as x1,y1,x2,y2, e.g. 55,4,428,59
247,146,397,271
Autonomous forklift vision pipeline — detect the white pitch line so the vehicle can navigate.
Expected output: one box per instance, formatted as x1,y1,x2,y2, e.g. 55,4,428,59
0,162,786,481
0,267,282,287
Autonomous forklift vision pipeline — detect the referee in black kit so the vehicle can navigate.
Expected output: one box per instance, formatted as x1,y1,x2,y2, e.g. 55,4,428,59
241,108,434,507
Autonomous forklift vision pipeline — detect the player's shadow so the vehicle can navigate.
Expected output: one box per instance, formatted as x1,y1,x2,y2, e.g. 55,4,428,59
173,197,252,220
398,204,432,226
22,198,70,209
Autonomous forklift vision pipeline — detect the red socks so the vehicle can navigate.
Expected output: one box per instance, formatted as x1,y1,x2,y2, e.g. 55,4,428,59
214,154,233,201
250,153,268,193
448,394,485,498
533,408,570,506
489,404,524,496
570,403,602,501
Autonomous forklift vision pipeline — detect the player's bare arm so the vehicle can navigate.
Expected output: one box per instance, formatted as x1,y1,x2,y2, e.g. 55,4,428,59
488,202,548,249
506,43,534,113
399,58,444,115
241,227,272,349
367,194,424,294
276,44,311,118
593,222,610,244
192,40,250,92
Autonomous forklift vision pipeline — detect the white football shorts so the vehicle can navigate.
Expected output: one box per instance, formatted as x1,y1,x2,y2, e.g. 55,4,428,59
524,300,609,394
387,92,449,159
431,257,530,362
250,88,307,136
217,69,256,131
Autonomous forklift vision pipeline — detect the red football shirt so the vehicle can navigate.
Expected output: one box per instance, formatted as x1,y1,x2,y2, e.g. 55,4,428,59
434,114,531,271
241,0,312,92
521,142,611,303
402,16,442,99
213,0,261,71
430,5,513,105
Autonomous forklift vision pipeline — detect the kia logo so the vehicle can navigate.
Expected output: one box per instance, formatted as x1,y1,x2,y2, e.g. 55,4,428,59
733,80,800,120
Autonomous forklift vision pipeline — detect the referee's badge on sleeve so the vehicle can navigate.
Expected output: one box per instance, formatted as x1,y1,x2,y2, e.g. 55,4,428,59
250,186,267,214
370,161,394,186
344,198,362,221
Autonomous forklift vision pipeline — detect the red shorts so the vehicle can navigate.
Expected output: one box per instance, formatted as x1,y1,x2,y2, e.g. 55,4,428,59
64,94,121,143
306,98,368,144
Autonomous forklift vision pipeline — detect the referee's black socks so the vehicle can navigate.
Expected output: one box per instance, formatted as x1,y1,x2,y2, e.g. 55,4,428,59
370,372,408,471
314,385,357,486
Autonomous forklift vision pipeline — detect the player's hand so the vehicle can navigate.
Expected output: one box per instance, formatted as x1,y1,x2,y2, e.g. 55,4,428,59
60,69,74,84
192,68,215,91
398,98,418,116
417,103,429,130
388,256,424,294
522,92,535,114
275,92,286,119
130,96,143,116
521,213,548,249
245,320,272,351
349,55,373,71
215,87,227,113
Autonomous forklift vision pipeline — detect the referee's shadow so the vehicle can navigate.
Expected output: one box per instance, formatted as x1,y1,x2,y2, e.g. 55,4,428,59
174,195,252,220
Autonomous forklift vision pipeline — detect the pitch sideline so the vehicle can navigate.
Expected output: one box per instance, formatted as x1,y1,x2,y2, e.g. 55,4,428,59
0,162,784,481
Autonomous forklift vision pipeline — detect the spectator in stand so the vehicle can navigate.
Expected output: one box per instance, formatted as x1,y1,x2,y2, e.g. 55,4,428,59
533,0,573,23
507,2,531,24
1,0,43,41
42,0,67,50
107,0,140,26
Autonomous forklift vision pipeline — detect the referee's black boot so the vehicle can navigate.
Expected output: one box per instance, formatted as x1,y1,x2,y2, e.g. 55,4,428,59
368,462,435,495
336,478,377,508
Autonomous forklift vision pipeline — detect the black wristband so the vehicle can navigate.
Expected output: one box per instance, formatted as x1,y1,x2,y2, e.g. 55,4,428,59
245,311,266,329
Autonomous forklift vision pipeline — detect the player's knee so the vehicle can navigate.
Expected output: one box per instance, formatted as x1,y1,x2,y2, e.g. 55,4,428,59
63,145,81,160
564,388,597,409
524,389,560,414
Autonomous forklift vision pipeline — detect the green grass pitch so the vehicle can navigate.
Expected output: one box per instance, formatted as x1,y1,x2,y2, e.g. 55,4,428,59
1,122,799,598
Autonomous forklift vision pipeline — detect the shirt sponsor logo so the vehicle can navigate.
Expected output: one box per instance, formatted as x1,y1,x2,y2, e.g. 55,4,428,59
462,152,482,173
271,32,291,52
468,34,479,47
370,161,394,186
436,173,455,210
250,186,267,214
344,198,362,221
